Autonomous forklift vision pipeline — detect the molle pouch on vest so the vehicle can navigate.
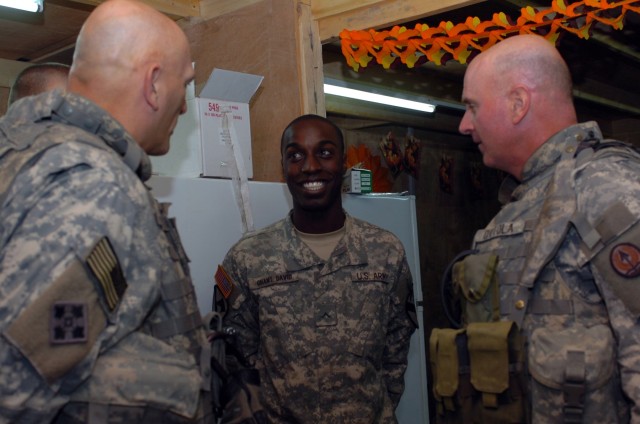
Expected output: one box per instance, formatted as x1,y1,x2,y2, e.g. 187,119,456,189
528,324,622,424
453,252,500,324
430,328,470,424
430,323,525,424
467,322,525,423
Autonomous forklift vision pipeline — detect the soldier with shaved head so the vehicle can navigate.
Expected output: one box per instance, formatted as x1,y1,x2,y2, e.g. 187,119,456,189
431,34,640,423
0,0,213,422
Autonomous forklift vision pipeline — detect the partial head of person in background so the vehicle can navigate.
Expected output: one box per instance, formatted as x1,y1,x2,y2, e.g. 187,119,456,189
8,62,70,106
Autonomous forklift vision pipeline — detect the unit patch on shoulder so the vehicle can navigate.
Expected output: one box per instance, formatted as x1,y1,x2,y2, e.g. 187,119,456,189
610,243,640,278
50,302,88,344
215,265,234,299
86,237,127,311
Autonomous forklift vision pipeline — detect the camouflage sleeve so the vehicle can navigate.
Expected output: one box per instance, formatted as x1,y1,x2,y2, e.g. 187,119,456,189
576,151,640,420
0,151,177,420
221,245,261,365
0,178,131,417
382,252,417,408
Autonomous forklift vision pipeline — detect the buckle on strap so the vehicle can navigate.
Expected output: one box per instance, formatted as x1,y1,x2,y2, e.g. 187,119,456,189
563,350,585,424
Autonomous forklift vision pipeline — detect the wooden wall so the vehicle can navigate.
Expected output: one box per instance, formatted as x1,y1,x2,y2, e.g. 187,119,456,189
181,0,326,182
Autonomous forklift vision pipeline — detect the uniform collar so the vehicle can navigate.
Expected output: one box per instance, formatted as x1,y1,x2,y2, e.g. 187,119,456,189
501,121,602,203
282,211,368,274
6,89,152,181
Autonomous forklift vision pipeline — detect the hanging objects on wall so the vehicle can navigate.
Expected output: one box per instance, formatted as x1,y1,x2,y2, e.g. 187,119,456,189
404,131,421,179
340,0,640,71
439,155,454,194
380,132,404,178
379,130,422,181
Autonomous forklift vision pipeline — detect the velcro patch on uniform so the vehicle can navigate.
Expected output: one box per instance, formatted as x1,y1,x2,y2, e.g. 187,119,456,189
592,220,640,319
351,270,392,283
86,237,127,311
251,272,297,289
610,243,640,278
215,265,234,299
476,221,527,242
51,302,88,344
4,257,107,383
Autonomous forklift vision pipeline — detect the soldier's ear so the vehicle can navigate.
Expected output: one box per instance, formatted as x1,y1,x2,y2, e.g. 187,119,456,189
509,85,530,125
144,64,161,112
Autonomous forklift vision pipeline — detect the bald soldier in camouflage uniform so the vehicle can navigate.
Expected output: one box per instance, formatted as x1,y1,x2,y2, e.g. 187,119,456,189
0,1,212,422
431,35,640,423
217,115,417,423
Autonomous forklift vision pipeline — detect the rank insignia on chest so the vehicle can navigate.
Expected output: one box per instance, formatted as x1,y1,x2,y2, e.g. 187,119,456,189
215,265,235,299
86,237,128,311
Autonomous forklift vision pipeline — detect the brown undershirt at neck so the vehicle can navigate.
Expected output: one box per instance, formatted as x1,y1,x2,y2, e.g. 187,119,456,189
294,223,347,261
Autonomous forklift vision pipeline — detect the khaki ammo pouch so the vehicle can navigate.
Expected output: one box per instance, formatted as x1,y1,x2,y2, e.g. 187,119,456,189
430,321,525,424
452,252,500,325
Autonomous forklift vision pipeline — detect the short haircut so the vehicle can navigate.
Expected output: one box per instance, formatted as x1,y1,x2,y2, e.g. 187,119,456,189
280,114,344,154
8,62,70,106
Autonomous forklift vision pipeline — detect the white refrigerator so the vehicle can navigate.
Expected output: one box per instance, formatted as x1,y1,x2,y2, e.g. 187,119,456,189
148,176,429,424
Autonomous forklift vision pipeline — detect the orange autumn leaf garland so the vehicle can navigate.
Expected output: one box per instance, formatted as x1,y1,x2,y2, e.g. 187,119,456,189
346,144,393,193
340,0,640,70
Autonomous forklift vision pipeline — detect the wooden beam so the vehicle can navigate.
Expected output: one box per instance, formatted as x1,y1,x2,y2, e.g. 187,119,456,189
68,0,200,17
199,0,262,20
297,1,325,116
313,0,483,42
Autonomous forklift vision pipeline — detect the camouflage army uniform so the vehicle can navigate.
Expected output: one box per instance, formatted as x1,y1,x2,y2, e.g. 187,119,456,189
470,121,640,423
221,212,417,423
0,91,210,423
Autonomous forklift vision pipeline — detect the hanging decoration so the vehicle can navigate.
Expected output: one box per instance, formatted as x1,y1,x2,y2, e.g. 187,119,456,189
380,132,421,178
340,0,640,71
379,131,423,180
379,132,404,178
404,132,421,179
439,155,455,194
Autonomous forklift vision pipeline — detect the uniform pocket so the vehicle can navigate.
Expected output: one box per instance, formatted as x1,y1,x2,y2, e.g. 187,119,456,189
346,277,389,359
528,324,620,423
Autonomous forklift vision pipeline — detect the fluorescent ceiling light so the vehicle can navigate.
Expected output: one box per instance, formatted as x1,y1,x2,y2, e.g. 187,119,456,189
324,83,436,113
0,0,42,12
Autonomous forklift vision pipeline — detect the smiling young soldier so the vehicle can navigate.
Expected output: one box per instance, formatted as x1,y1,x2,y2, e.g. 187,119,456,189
216,114,418,423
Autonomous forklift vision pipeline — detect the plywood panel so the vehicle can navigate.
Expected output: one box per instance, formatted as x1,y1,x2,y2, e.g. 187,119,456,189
183,0,303,182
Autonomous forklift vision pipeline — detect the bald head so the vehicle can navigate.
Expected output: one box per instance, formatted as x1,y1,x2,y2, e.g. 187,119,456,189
68,0,194,155
468,34,574,102
71,0,188,79
459,35,578,179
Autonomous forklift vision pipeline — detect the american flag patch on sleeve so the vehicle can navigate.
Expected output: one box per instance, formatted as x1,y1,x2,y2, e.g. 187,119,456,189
86,237,127,311
215,265,234,299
